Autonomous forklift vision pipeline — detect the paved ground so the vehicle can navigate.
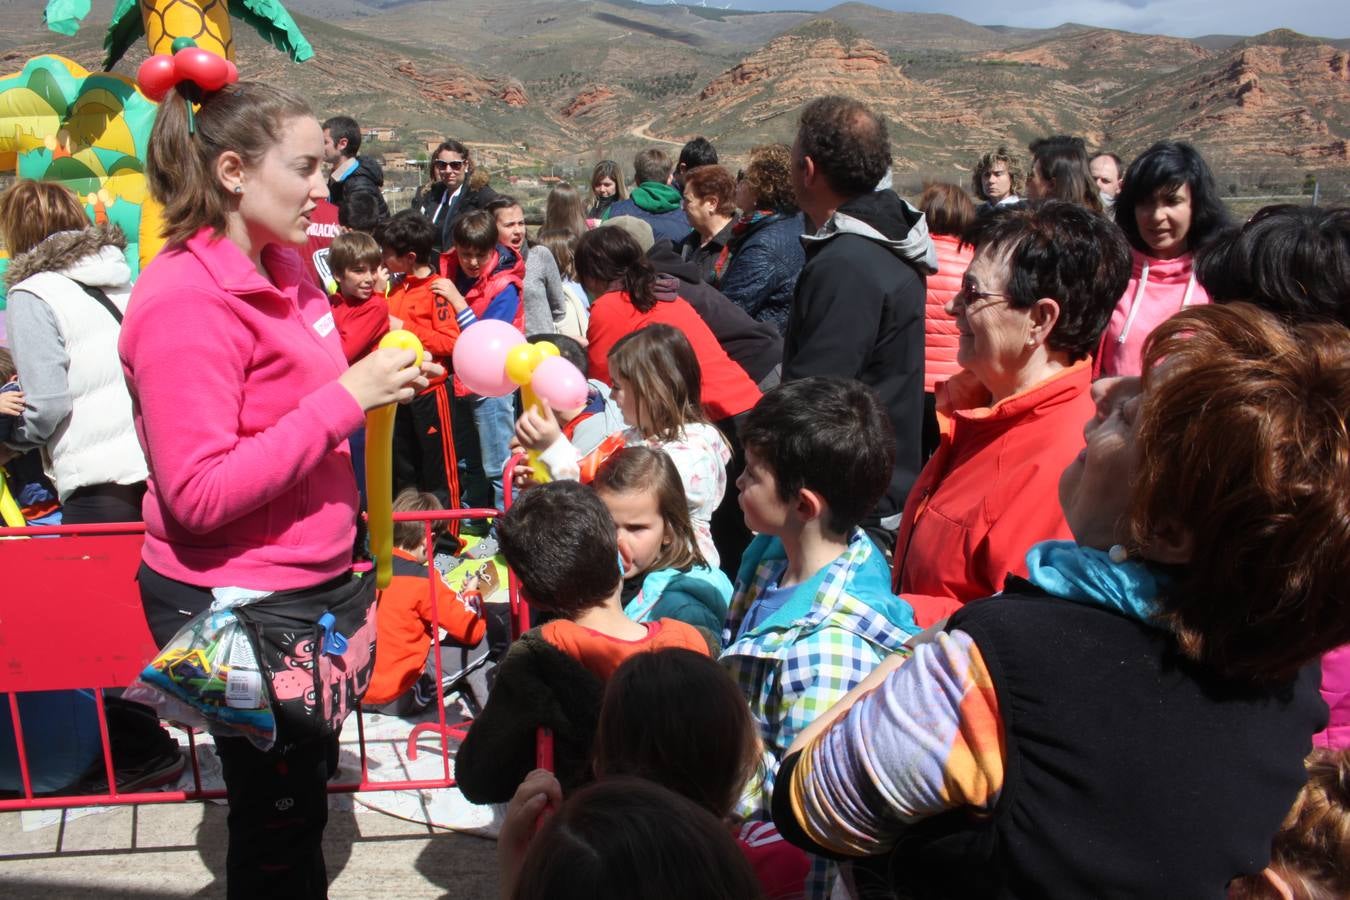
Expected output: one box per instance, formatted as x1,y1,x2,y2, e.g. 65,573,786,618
0,799,500,898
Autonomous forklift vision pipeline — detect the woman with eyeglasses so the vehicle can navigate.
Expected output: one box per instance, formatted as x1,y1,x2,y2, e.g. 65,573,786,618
891,201,1130,627
413,139,499,255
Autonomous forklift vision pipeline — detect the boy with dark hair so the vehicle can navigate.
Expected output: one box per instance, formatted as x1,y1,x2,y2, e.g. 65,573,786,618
328,231,390,364
376,211,461,507
433,209,526,514
1,347,60,525
673,135,718,191
721,375,919,899
454,480,712,804
364,489,485,714
322,114,389,219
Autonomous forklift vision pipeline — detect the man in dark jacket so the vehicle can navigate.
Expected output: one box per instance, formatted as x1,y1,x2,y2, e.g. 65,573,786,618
605,148,690,243
783,96,936,551
413,139,499,255
322,115,390,219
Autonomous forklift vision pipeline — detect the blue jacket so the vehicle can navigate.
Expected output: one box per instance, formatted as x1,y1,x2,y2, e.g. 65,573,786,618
607,199,691,244
719,212,806,334
626,565,734,643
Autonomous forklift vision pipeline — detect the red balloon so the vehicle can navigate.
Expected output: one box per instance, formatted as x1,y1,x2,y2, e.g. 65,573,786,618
174,48,230,92
224,60,239,84
136,55,178,102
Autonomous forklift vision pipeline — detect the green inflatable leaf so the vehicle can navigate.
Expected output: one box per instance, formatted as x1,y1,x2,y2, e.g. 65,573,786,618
44,0,92,38
27,66,70,118
102,0,145,71
237,0,314,63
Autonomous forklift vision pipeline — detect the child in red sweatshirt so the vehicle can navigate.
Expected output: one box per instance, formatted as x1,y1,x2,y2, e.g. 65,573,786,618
376,212,462,508
328,231,390,364
364,489,486,713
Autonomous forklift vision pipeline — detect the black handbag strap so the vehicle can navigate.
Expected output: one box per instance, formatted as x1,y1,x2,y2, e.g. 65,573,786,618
79,283,123,324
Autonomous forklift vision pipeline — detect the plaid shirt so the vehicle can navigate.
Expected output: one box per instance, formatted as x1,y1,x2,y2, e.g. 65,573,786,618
721,529,918,899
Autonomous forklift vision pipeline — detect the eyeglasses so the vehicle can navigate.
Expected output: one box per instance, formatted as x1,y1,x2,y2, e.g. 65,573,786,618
954,281,1012,314
433,159,466,171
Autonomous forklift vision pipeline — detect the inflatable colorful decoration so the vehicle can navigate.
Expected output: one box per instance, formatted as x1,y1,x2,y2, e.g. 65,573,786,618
0,3,312,310
367,330,425,590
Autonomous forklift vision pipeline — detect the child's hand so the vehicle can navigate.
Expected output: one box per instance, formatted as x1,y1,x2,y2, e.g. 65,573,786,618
511,460,540,491
461,571,480,593
497,768,563,898
388,314,404,330
0,389,25,418
515,405,562,452
430,278,467,313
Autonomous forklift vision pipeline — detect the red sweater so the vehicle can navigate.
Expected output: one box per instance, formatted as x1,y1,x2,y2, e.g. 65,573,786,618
893,360,1094,628
585,290,761,421
329,291,390,363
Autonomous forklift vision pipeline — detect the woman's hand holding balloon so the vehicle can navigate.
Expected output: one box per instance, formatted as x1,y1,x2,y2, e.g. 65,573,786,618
340,347,436,411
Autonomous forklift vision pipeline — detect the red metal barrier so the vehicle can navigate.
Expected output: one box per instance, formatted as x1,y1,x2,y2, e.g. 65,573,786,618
0,507,514,813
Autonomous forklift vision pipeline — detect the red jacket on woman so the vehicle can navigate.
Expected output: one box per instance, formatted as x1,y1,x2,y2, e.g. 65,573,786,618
893,360,1094,628
924,233,973,394
585,289,761,421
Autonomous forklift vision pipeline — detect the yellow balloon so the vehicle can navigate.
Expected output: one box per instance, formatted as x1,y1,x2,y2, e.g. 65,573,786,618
380,329,424,368
1,470,25,527
366,329,426,588
504,343,543,387
535,341,560,359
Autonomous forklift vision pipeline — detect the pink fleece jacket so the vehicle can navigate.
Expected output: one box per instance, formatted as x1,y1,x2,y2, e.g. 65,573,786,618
120,228,366,590
1315,645,1350,750
1096,248,1209,378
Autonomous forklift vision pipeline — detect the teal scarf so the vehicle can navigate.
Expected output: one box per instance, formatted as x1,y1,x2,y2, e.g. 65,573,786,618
1024,540,1170,626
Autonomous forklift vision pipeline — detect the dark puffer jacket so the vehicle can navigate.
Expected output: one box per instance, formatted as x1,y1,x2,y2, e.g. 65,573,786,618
719,212,806,334
328,155,389,219
647,242,783,388
414,181,500,254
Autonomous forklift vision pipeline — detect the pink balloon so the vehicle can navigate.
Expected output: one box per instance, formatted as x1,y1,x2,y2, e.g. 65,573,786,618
452,320,525,397
531,356,589,410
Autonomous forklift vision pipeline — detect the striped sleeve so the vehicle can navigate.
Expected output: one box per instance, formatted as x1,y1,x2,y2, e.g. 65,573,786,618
784,628,1005,857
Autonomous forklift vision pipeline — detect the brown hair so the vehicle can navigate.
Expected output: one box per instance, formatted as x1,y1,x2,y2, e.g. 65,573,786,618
741,143,796,214
590,159,628,201
535,227,577,280
607,324,708,442
0,346,15,383
592,447,706,574
511,778,764,900
542,183,589,240
146,81,313,246
971,145,1025,202
633,148,673,186
0,181,89,257
450,208,498,252
593,649,759,818
1133,303,1350,681
918,182,976,237
1228,749,1350,900
682,165,736,217
392,488,443,551
328,230,381,277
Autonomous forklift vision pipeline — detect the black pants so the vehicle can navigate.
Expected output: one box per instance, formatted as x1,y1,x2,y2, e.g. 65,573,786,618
392,383,460,510
62,481,146,525
139,564,336,900
710,414,753,579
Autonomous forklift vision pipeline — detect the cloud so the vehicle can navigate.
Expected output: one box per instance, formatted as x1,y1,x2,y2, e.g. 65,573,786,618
695,0,1349,39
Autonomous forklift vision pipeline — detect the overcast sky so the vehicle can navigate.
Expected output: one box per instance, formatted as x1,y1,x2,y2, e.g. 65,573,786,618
682,0,1348,39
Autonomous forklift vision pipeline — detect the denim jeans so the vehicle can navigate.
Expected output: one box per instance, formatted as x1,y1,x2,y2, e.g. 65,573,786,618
472,393,515,512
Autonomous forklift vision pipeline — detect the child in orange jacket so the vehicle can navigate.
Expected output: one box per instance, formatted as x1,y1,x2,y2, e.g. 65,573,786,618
364,490,486,713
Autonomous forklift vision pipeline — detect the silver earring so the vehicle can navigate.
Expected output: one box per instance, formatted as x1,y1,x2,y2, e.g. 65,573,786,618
233,185,243,194
1108,544,1129,564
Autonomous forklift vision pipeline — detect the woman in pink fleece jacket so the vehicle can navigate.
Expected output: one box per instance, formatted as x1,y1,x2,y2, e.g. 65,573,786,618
1096,141,1231,377
120,82,436,899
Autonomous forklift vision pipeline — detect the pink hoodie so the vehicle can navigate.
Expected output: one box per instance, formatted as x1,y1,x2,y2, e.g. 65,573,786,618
120,228,366,590
1095,248,1209,378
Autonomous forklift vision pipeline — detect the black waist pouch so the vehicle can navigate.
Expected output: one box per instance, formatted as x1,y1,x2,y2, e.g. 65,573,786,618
233,574,378,747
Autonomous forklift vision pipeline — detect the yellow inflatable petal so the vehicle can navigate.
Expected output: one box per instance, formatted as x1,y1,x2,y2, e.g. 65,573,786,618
143,0,235,59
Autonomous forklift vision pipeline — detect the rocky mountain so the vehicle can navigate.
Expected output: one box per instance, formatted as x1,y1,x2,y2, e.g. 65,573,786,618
1106,30,1350,170
0,0,1345,189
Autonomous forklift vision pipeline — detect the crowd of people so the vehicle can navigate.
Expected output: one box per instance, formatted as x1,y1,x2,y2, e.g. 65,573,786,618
2,82,1349,900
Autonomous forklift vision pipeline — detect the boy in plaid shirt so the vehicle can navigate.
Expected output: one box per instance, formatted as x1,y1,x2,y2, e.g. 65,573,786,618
722,377,919,898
